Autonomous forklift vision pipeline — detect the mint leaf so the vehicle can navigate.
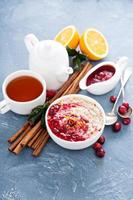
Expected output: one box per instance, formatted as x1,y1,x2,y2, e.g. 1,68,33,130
28,102,49,126
77,53,88,62
73,57,82,71
66,46,88,72
66,46,78,57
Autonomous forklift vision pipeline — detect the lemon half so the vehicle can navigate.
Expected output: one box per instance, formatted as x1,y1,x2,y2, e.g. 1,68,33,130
79,28,109,60
55,25,80,49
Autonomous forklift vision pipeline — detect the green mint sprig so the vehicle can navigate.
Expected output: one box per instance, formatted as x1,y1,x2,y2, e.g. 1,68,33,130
28,102,49,128
66,46,88,71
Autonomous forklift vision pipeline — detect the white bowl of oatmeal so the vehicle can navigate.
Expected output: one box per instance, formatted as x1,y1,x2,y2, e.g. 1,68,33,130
45,94,105,150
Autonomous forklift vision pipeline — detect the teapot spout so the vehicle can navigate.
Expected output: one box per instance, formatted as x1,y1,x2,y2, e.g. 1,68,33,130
24,33,39,53
66,67,73,75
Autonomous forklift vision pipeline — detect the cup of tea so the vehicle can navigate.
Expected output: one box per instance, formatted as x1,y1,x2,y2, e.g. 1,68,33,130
0,70,46,115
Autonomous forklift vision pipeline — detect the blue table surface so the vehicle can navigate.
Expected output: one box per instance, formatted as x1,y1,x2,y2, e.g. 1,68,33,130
0,0,133,199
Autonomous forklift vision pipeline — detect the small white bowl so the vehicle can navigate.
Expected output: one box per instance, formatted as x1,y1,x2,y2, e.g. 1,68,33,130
45,94,105,150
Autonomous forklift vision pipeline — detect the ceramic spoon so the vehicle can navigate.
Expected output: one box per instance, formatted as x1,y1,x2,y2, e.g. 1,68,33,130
117,70,133,118
105,67,132,125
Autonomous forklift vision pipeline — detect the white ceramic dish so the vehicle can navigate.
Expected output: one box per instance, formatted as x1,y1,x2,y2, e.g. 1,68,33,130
79,57,128,95
45,94,105,150
0,70,46,115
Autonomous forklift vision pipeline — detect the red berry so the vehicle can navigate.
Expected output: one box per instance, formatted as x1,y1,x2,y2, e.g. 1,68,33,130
105,74,112,80
113,122,122,132
122,118,131,125
96,147,105,158
118,105,127,115
48,104,60,116
97,135,105,144
92,142,102,151
122,102,129,110
110,96,117,103
99,72,105,78
95,75,101,80
46,90,56,100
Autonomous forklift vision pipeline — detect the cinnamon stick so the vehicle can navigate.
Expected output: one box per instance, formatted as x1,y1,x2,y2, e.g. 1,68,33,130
13,121,41,154
31,131,47,150
32,134,49,156
8,121,29,143
63,63,91,95
27,128,43,148
49,70,80,103
21,121,41,147
8,126,31,152
74,85,80,94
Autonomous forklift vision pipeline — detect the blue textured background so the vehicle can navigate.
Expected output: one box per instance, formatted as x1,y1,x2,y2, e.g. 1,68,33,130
0,0,133,199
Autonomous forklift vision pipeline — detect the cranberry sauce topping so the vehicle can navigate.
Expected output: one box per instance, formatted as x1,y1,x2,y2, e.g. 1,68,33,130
86,65,115,86
48,103,89,142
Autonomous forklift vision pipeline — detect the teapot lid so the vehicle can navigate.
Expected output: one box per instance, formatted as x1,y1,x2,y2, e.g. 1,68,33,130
36,40,67,60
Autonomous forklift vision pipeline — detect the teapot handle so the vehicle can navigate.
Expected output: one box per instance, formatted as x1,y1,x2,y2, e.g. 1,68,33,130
24,33,39,53
115,56,128,71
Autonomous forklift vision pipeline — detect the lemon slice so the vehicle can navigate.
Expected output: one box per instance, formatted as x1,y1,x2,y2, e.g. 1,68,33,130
55,25,80,49
79,28,109,60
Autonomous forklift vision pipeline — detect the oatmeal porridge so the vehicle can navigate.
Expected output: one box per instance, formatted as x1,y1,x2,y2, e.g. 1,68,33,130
47,96,104,142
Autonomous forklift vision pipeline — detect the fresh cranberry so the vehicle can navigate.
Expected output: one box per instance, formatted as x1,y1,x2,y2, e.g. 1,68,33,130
52,127,59,134
122,102,129,110
93,142,102,150
96,74,102,80
50,120,59,128
118,105,127,115
97,135,105,144
99,72,105,78
48,104,60,116
122,118,131,125
46,90,56,100
110,96,117,103
105,74,111,80
83,125,88,132
96,148,105,158
113,122,122,132
58,126,67,133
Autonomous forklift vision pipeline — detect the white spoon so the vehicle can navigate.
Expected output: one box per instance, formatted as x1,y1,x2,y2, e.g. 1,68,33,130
117,69,133,118
105,67,132,125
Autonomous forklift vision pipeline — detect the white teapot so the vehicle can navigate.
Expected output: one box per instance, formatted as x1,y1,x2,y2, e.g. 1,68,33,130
24,34,73,90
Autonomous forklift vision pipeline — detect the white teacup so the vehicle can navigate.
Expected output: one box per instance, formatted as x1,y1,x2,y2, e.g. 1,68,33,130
0,70,46,115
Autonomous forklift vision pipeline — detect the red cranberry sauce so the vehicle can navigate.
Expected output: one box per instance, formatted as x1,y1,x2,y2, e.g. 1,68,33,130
48,103,89,142
86,65,115,86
